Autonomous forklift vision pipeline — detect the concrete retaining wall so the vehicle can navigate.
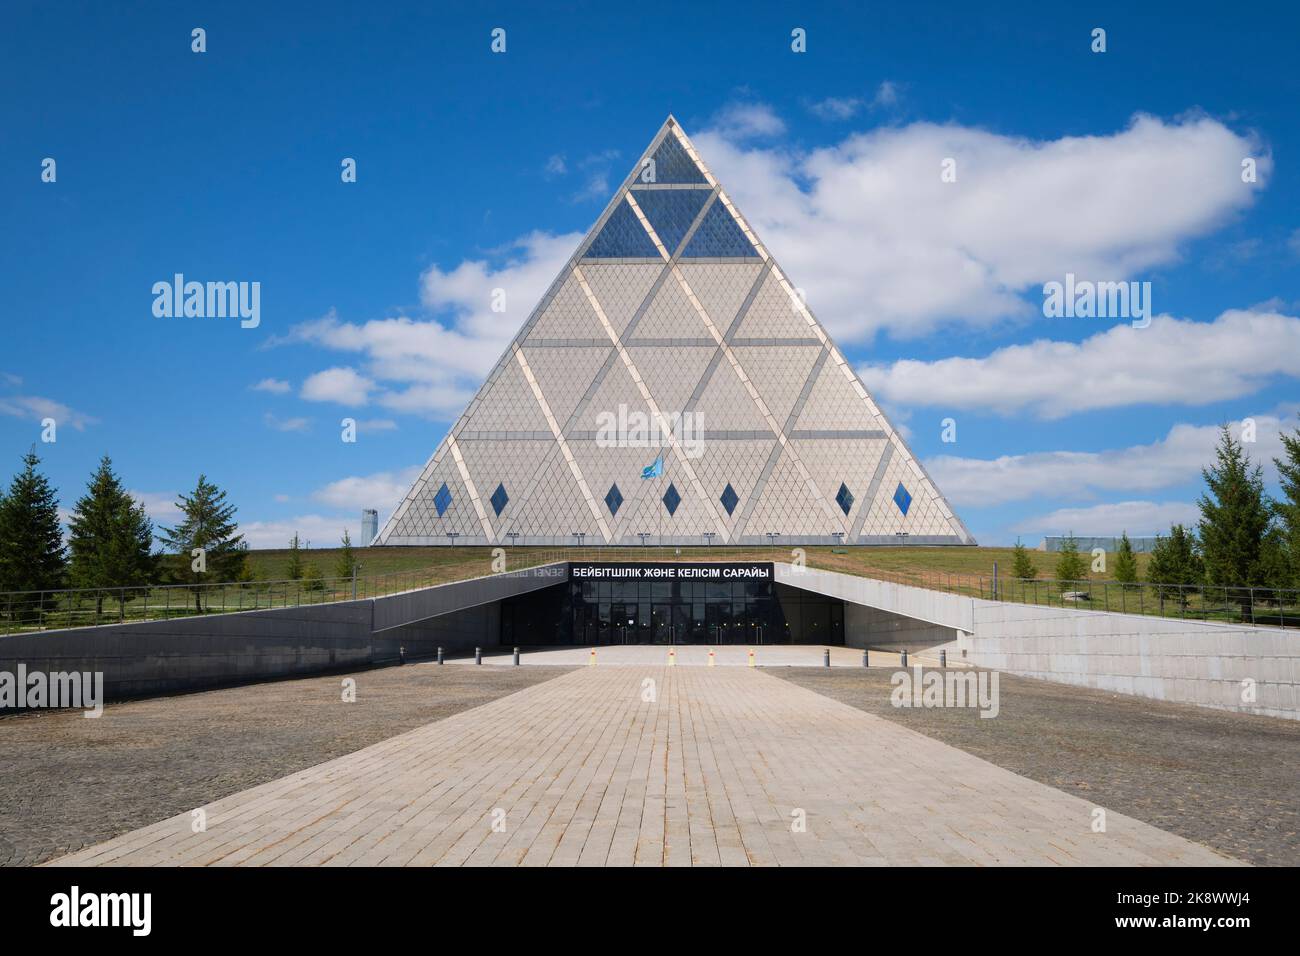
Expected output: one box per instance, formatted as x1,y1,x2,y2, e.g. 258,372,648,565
961,599,1300,720
0,563,567,705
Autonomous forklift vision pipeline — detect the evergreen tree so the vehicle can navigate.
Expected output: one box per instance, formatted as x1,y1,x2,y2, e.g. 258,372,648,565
1114,531,1139,586
0,450,67,618
1010,538,1037,579
1053,533,1087,590
1146,524,1203,610
158,475,246,611
1198,425,1271,610
1274,414,1300,588
285,532,305,581
302,562,326,592
67,455,157,614
335,529,358,580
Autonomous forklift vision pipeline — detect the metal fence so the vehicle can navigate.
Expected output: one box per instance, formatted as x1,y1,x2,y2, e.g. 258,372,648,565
2,546,1296,634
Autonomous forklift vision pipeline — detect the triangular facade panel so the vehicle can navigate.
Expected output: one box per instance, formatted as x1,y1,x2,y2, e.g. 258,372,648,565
376,117,974,547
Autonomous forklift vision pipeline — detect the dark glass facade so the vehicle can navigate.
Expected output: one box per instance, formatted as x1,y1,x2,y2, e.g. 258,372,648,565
499,564,844,646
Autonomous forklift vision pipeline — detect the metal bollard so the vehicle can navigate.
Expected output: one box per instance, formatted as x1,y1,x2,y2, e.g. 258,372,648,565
437,646,444,665
399,645,406,665
823,648,830,668
940,649,947,668
862,648,869,668
900,649,908,668
475,646,482,665
513,646,520,666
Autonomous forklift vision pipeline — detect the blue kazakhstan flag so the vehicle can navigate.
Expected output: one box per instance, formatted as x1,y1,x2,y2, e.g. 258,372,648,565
640,454,663,480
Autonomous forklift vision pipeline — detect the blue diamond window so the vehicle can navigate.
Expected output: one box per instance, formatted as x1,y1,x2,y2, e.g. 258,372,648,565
630,189,710,255
432,482,452,518
662,483,681,516
583,199,660,259
720,483,739,516
605,483,623,517
490,483,509,516
893,482,912,516
835,482,854,516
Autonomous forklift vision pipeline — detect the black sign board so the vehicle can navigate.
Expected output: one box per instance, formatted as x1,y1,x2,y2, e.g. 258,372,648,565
569,562,772,581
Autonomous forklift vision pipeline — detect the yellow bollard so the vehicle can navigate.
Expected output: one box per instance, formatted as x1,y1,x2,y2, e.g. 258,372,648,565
708,648,715,667
589,648,596,667
747,648,755,668
668,647,676,667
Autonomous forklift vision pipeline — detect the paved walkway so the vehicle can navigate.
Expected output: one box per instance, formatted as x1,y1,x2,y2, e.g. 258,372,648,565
49,667,1238,866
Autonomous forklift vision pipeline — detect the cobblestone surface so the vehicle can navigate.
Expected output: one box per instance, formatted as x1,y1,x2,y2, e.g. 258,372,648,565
774,667,1300,866
0,663,574,866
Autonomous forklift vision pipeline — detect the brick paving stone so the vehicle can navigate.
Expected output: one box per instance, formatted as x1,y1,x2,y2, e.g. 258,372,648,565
48,667,1240,867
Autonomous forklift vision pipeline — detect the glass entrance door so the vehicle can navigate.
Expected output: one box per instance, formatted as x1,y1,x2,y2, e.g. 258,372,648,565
651,604,673,644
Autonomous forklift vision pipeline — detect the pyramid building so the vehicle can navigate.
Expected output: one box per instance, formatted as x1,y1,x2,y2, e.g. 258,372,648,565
376,117,974,547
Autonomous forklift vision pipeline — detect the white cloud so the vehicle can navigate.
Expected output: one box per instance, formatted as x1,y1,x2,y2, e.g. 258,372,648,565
300,367,374,406
926,415,1288,507
0,395,98,430
1289,228,1300,257
251,377,291,394
808,96,863,121
711,102,786,140
692,112,1268,340
872,80,900,109
263,412,311,433
1,372,21,388
129,490,183,526
543,154,566,177
239,514,359,551
312,465,422,511
861,308,1300,418
357,418,398,432
1010,500,1200,537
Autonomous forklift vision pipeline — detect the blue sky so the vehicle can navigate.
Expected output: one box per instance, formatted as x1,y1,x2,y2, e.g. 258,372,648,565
2,0,1298,547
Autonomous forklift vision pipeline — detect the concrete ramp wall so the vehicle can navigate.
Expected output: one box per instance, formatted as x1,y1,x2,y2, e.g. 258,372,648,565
0,563,567,705
778,563,1299,721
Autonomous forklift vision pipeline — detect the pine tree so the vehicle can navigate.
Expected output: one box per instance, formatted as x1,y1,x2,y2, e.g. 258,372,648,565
1053,533,1087,591
1198,425,1271,611
302,562,326,592
1011,538,1037,579
68,455,157,615
1114,531,1138,586
158,475,246,612
0,450,67,618
335,529,358,580
1274,414,1300,588
286,533,305,581
1146,524,1203,610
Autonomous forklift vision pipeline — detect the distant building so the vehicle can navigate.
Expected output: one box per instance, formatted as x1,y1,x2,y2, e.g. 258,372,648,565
361,509,379,546
1039,535,1159,554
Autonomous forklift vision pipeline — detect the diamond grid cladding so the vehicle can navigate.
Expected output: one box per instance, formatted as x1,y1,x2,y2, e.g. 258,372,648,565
630,189,711,254
605,483,624,517
584,199,660,259
646,133,708,184
377,117,973,547
681,201,758,258
432,482,452,518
